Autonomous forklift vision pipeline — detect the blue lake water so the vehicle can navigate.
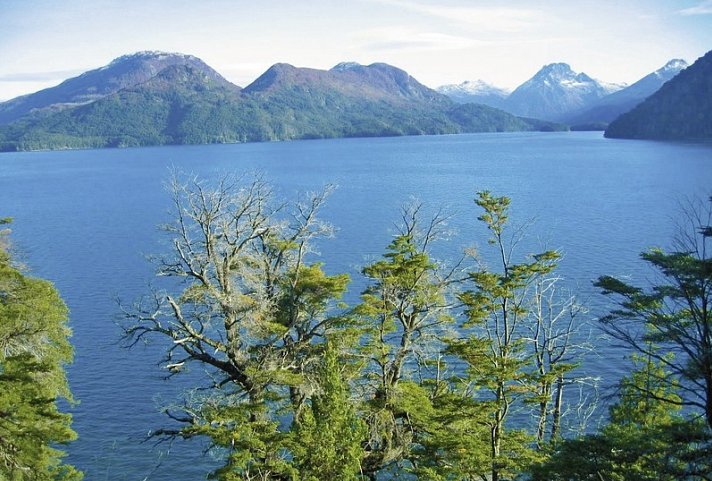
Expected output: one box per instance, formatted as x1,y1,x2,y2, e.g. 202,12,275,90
1,131,711,479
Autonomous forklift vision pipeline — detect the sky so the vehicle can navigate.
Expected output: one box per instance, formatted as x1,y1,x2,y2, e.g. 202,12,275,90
1,0,711,101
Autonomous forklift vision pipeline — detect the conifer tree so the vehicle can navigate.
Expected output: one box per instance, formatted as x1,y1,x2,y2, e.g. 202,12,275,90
533,353,712,481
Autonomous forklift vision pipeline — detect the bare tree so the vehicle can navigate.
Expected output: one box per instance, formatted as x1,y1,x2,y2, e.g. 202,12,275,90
121,173,352,476
527,276,593,446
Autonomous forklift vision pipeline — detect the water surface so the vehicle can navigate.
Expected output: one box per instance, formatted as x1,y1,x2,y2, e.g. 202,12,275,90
1,131,711,479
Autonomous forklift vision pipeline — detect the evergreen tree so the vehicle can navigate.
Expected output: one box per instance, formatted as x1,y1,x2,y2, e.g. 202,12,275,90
533,354,712,481
0,219,82,481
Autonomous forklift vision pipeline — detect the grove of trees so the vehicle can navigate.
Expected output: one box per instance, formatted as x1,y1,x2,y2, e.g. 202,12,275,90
3,175,711,481
118,175,712,480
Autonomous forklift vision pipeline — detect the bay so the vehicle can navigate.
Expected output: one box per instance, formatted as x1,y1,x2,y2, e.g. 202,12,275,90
1,131,711,479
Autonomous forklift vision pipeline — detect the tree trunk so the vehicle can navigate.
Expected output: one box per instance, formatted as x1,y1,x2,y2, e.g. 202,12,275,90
491,384,504,481
536,381,551,448
551,376,564,440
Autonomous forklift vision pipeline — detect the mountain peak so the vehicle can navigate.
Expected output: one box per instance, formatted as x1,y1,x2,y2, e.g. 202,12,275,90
436,79,510,108
107,50,195,65
657,58,688,75
605,49,712,140
331,62,363,72
450,79,508,94
0,51,236,124
507,62,613,120
536,63,575,78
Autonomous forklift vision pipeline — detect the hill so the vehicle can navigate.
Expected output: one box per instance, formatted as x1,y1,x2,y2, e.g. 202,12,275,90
0,53,565,152
605,51,712,140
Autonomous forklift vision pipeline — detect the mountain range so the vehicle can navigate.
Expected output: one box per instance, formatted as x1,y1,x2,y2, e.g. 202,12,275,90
1,50,705,151
437,59,688,127
605,50,712,140
0,52,564,152
564,59,688,128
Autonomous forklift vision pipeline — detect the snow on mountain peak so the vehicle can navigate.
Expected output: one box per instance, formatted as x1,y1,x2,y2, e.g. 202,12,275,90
437,79,509,97
105,51,201,70
535,63,575,79
658,59,688,74
598,80,627,94
331,62,363,72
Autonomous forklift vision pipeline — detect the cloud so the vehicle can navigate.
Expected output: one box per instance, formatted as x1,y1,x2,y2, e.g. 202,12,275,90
367,0,546,32
359,27,488,52
679,0,712,15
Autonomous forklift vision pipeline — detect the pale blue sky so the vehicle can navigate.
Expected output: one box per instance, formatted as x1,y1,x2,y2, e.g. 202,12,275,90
1,0,711,100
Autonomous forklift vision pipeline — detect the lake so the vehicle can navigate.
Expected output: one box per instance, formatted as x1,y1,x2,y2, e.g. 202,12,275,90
1,131,711,480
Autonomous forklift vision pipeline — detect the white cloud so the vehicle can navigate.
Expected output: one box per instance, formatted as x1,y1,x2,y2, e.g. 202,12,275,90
356,27,488,52
679,0,712,15
367,0,546,32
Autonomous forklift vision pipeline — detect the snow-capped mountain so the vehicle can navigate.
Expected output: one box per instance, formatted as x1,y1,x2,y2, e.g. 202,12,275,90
436,80,510,109
504,63,615,121
565,58,689,127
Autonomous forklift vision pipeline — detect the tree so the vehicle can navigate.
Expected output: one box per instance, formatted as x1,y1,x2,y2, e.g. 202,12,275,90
122,174,356,480
595,195,712,428
0,219,82,481
354,204,458,478
528,276,591,446
452,191,559,481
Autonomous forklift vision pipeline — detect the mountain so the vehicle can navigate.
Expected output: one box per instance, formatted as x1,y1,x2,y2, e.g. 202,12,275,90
0,63,255,150
436,80,510,109
605,51,712,140
0,54,565,152
504,63,617,121
238,61,462,140
0,51,238,125
565,59,688,129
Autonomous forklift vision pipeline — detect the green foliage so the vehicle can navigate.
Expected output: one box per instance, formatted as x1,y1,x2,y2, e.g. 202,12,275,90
537,193,712,480
181,399,296,481
533,356,712,481
123,184,712,481
355,210,456,477
595,195,712,428
291,343,367,481
0,222,81,480
123,175,364,480
453,191,560,481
